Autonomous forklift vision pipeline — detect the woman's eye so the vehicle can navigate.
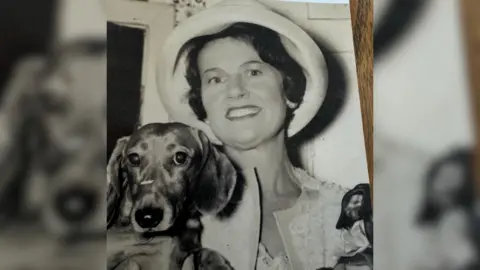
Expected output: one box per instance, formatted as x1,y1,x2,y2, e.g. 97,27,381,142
247,69,262,76
207,77,222,84
127,153,141,166
173,151,189,165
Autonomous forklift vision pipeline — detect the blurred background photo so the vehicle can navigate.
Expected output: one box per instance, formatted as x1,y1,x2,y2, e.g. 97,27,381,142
374,0,479,270
0,0,106,269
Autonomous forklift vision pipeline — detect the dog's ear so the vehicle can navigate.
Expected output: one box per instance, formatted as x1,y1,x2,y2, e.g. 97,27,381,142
191,129,237,215
107,136,131,228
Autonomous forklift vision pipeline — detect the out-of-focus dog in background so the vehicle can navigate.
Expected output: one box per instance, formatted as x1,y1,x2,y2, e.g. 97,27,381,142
0,38,106,270
30,39,106,240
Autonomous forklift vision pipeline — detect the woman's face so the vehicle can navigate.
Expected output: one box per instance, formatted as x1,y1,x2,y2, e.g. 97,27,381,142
197,37,287,150
345,194,363,220
431,162,464,207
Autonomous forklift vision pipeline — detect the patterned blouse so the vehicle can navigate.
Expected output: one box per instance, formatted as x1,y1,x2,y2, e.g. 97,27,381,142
338,220,371,257
202,166,348,270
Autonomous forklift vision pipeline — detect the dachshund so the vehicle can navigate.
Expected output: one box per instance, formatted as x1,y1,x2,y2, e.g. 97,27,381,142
0,38,107,236
107,122,241,270
27,38,107,240
0,38,107,270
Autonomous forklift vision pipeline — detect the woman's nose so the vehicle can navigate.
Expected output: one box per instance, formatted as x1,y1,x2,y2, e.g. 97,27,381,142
226,75,249,99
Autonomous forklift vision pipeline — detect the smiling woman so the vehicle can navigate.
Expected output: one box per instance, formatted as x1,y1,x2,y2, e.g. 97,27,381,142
181,22,306,150
157,1,360,269
106,0,371,269
167,23,343,269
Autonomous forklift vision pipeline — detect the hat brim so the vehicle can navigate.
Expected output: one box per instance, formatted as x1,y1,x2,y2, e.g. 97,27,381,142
157,0,327,144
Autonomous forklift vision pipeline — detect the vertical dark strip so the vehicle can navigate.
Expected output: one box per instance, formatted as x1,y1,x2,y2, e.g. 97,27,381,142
0,0,58,224
0,0,58,97
107,23,145,160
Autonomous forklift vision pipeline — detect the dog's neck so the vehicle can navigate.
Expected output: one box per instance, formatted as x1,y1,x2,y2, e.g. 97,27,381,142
108,214,202,270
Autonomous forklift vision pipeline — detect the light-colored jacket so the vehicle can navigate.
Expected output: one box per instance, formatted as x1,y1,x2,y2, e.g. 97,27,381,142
202,167,348,270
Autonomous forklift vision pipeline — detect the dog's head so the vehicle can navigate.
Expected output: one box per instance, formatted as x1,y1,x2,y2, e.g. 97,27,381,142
107,122,237,233
26,39,107,237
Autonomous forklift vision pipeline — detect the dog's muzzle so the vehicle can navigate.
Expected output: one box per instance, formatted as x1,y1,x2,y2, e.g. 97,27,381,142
134,207,164,229
54,185,97,223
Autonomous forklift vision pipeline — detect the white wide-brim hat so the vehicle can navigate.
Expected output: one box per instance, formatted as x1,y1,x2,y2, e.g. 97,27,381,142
157,0,327,144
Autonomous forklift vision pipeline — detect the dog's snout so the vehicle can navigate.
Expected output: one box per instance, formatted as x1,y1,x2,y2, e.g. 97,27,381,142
54,186,97,223
134,207,164,229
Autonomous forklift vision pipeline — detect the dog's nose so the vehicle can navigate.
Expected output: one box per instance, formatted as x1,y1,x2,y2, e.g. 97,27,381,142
54,186,96,223
134,207,163,229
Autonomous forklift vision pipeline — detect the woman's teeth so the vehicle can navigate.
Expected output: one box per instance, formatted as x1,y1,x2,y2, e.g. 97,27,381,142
226,107,261,119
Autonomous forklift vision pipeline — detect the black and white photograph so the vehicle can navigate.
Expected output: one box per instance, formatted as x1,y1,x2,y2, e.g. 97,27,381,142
105,0,371,269
0,0,106,269
374,1,479,270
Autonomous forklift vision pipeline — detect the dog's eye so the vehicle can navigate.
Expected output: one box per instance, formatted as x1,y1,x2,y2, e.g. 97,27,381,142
127,153,141,166
173,151,189,165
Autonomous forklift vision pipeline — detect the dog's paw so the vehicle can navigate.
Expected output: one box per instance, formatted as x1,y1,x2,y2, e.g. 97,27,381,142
195,248,235,270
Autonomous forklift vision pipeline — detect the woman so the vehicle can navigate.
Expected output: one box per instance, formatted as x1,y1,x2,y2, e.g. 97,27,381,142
333,184,373,270
158,0,350,269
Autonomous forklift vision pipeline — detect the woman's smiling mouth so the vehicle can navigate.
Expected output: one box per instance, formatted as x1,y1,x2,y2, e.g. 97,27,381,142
226,105,262,121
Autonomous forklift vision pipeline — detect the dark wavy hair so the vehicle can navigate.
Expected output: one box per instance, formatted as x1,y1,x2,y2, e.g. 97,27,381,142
417,148,475,225
175,22,307,126
336,183,373,229
335,183,373,246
